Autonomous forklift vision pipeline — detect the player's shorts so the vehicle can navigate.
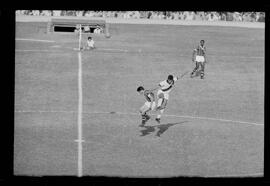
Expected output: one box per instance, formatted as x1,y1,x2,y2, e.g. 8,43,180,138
141,101,156,113
157,89,169,100
195,55,205,63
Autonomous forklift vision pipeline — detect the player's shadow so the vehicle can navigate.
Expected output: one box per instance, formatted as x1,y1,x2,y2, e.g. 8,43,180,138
193,69,202,77
140,121,188,137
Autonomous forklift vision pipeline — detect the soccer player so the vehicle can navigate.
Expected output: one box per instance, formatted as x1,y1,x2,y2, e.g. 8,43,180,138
190,40,207,79
155,75,179,123
84,36,95,50
137,86,157,126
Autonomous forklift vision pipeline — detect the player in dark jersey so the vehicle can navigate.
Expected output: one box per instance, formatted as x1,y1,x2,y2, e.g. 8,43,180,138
190,40,207,79
137,86,157,126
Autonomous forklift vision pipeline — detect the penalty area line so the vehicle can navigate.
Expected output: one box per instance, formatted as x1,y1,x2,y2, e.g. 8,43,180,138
16,38,56,43
14,109,263,126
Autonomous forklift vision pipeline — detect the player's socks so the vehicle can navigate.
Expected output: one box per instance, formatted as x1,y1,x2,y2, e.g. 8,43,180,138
141,114,146,125
142,114,146,120
145,114,150,120
156,108,164,123
200,71,204,79
190,70,196,77
141,114,150,125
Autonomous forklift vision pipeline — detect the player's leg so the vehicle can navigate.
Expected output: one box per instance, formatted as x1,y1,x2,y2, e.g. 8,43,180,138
190,61,199,77
156,90,164,110
156,99,167,123
156,92,168,123
139,102,151,126
200,62,205,79
198,56,205,79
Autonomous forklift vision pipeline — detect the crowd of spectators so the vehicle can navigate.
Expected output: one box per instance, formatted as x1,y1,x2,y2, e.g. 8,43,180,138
16,10,265,22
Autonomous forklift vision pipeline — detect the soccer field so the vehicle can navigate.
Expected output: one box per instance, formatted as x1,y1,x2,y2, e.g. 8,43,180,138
14,21,264,177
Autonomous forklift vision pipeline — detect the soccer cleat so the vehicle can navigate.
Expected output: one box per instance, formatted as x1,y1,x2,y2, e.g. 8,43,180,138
145,115,151,122
140,120,146,126
155,118,161,124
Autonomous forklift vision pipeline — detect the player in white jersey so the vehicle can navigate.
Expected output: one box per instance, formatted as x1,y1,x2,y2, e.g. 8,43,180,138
155,74,179,123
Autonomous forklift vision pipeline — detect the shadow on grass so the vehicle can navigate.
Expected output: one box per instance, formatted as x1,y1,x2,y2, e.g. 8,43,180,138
140,121,188,137
191,69,202,78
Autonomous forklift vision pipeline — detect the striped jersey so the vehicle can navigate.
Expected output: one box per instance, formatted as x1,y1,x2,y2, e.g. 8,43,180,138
143,90,155,102
194,44,206,56
159,77,178,92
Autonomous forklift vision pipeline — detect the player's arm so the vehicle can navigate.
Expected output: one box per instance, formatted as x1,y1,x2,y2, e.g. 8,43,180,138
145,90,155,102
203,47,207,63
192,48,196,62
150,92,155,102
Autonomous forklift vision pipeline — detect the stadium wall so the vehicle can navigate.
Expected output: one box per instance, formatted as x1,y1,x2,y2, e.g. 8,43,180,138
16,15,265,29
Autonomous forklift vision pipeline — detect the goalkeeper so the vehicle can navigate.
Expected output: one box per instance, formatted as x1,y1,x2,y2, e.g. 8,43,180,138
83,36,95,50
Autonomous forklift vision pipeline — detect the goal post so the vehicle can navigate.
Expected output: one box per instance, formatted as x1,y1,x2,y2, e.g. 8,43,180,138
47,18,110,50
78,24,82,50
73,24,83,51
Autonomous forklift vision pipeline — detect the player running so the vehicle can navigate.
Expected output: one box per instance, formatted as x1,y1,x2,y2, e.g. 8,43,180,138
190,40,207,79
154,75,180,123
137,86,157,126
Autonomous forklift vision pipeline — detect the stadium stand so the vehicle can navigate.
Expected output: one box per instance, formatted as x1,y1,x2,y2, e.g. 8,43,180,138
16,11,265,22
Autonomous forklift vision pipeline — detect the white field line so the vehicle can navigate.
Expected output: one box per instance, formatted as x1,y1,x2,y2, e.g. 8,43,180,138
15,49,55,52
15,46,263,59
16,38,55,43
61,46,128,52
76,52,83,177
14,109,263,127
97,48,128,52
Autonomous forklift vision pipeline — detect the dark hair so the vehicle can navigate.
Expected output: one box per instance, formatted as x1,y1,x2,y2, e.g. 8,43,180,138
88,37,92,40
168,75,174,80
137,86,144,92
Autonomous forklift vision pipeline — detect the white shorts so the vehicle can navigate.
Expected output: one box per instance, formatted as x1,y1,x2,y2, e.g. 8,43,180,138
195,55,205,63
143,101,156,111
157,89,169,100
